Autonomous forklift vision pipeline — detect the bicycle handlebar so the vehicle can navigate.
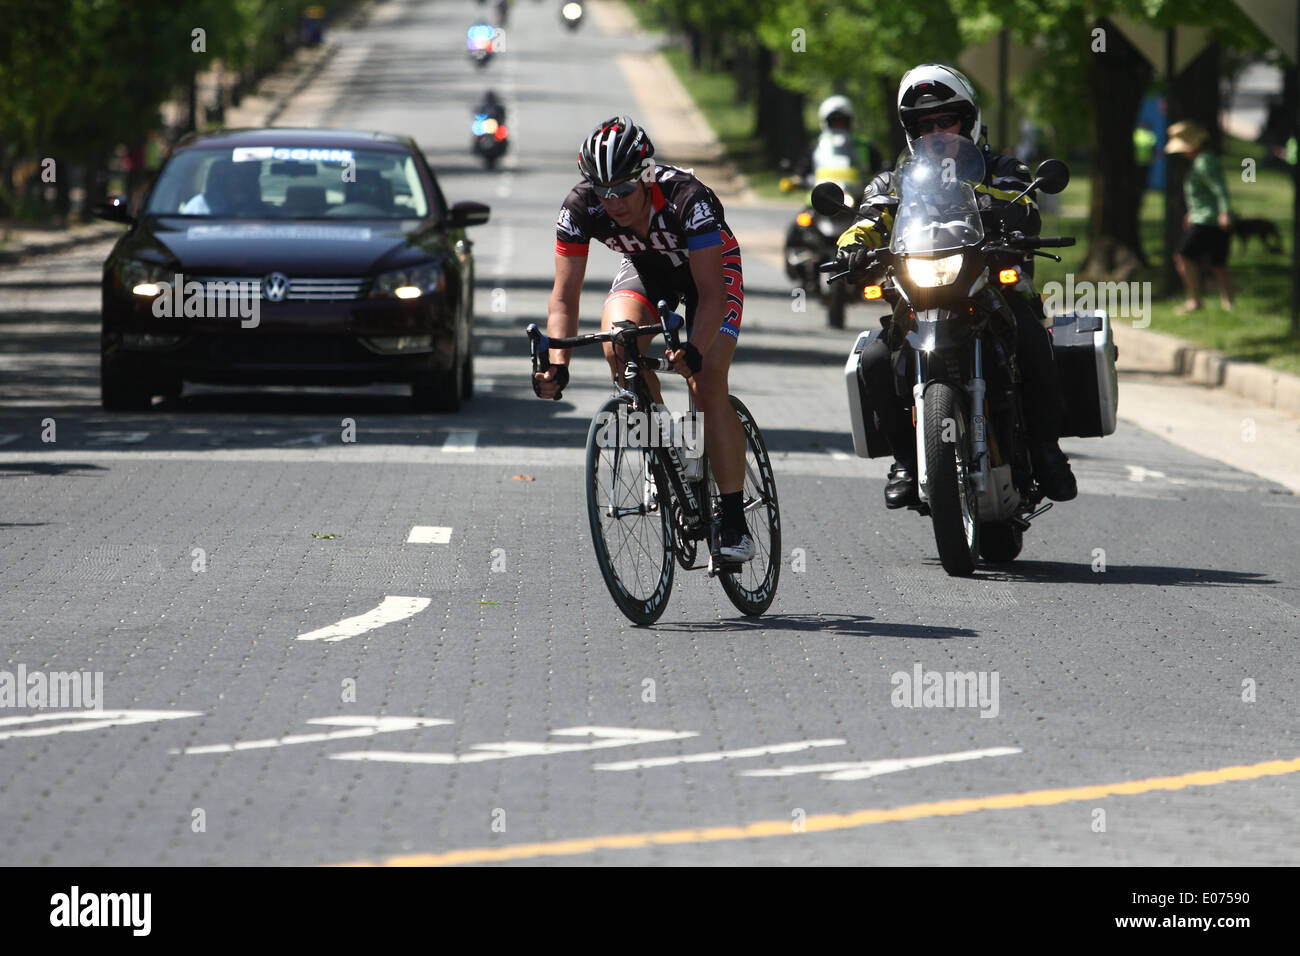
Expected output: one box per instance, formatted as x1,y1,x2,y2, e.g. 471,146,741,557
526,302,685,381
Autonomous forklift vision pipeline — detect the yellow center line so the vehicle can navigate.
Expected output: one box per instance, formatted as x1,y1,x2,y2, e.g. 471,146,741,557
337,755,1300,867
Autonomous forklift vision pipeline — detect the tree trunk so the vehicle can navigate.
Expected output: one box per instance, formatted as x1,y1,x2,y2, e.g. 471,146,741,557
1179,43,1221,153
1080,18,1152,280
754,45,804,164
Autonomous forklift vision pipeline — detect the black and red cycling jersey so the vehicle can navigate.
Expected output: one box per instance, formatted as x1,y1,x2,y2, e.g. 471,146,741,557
555,164,743,336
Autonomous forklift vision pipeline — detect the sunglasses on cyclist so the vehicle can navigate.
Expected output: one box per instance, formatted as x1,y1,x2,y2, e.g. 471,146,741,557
592,177,641,200
911,113,962,135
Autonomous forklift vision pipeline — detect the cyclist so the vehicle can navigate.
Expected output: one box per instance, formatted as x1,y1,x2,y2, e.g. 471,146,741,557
533,115,754,562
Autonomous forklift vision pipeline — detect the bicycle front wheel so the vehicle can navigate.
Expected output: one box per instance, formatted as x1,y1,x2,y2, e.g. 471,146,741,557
586,396,675,625
717,395,781,616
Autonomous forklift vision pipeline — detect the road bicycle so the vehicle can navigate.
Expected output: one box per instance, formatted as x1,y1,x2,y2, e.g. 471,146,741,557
526,301,780,624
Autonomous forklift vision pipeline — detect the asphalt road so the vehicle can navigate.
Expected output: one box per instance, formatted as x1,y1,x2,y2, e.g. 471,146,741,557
1,0,1298,867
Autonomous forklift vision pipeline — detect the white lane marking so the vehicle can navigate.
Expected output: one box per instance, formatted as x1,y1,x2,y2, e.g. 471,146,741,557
739,746,1022,781
331,726,698,765
406,526,452,544
442,430,478,453
295,595,432,642
479,339,505,354
0,709,202,741
276,433,327,447
173,716,451,755
594,738,847,771
826,449,852,461
85,431,149,446
0,434,18,446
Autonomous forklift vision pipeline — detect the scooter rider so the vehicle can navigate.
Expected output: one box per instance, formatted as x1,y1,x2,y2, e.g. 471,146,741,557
837,63,1077,506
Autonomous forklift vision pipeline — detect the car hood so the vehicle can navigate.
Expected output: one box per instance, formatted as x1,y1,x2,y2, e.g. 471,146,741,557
142,217,438,275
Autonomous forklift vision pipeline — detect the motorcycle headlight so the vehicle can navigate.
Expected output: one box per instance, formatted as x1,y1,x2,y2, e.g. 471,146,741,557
118,259,171,296
562,3,583,20
370,263,444,300
905,254,964,288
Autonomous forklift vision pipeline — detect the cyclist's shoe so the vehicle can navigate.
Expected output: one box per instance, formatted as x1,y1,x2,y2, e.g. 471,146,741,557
884,460,920,509
1031,442,1077,502
717,527,756,563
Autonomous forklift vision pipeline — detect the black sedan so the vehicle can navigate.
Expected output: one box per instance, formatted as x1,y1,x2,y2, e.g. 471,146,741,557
96,128,490,411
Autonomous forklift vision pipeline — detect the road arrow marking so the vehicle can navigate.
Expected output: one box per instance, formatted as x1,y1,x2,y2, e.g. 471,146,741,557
0,709,201,741
406,526,452,544
331,726,698,765
739,746,1021,781
594,738,847,771
173,716,451,754
295,595,432,642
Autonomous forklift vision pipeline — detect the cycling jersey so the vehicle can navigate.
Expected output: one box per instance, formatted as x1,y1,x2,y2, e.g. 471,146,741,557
555,164,743,337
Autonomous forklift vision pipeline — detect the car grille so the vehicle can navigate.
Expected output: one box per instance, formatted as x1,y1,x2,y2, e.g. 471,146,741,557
190,276,369,301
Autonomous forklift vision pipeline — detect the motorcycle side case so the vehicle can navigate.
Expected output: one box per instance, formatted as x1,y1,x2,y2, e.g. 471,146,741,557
844,329,893,458
1050,310,1118,437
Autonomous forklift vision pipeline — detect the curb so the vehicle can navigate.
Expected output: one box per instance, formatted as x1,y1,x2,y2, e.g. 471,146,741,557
1111,319,1300,418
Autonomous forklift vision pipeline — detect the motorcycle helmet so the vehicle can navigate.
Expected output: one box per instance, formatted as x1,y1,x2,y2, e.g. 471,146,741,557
818,95,855,132
896,64,981,149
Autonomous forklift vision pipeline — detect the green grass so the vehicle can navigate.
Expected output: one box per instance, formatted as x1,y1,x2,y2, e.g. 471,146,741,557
1030,145,1300,376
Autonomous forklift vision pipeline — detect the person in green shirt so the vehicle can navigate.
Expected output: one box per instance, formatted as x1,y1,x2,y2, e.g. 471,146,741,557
1166,120,1233,313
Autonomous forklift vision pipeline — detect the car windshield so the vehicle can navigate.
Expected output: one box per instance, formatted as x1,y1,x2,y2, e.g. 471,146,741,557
146,145,432,219
889,132,987,256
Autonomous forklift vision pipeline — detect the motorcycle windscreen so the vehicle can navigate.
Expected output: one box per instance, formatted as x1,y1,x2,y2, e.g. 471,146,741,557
889,133,985,257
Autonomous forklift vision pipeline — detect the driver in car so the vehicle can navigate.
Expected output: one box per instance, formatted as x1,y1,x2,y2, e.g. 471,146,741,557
180,159,268,216
837,63,1077,506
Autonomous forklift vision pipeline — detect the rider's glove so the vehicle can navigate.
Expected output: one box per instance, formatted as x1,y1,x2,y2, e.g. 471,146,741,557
533,364,568,400
843,245,876,275
681,343,703,376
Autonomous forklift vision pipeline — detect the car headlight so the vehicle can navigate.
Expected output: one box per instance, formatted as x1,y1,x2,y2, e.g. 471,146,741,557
118,259,171,296
370,263,444,300
905,254,964,288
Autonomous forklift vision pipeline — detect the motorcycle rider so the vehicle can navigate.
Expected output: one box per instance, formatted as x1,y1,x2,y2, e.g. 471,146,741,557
475,90,506,125
838,63,1077,506
794,95,880,197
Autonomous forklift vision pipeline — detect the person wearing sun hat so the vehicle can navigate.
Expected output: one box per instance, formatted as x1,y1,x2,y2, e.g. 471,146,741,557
1166,120,1233,313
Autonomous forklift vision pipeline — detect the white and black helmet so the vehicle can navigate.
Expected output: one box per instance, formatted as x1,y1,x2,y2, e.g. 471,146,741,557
896,64,981,148
577,115,655,185
817,94,855,131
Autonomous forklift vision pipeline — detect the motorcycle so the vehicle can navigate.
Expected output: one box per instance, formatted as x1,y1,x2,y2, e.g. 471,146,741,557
815,132,1117,576
780,167,862,329
467,23,497,67
560,1,584,30
471,112,509,169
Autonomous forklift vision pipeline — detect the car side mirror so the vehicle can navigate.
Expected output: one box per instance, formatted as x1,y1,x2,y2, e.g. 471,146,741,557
94,196,134,224
448,201,490,228
1034,159,1069,195
811,182,851,217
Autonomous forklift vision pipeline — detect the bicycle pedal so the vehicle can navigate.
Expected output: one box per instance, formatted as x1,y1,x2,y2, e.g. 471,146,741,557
707,554,742,576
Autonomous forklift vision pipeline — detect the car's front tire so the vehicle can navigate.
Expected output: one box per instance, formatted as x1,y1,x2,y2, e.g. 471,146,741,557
411,354,462,413
101,354,154,411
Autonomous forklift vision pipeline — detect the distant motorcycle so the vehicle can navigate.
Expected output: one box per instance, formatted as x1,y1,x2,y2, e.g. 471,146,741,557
472,113,509,169
780,167,862,329
467,23,497,67
560,1,584,30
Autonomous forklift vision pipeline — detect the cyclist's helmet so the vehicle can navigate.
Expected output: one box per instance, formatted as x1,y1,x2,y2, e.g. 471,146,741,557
897,64,981,149
578,115,655,186
818,95,855,132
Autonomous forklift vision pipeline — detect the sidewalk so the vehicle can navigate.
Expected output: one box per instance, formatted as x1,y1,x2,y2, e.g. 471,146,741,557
0,1,376,264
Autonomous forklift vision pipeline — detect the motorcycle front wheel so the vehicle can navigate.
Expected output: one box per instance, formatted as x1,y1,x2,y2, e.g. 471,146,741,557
924,382,979,575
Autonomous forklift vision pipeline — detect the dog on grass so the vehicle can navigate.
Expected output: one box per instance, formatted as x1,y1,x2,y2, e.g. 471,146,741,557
1231,217,1283,253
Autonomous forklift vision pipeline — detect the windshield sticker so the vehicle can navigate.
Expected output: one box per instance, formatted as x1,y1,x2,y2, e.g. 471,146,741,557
232,147,355,164
186,224,372,241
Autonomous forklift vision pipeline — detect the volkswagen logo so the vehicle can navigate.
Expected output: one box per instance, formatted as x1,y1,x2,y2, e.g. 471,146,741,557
262,272,290,302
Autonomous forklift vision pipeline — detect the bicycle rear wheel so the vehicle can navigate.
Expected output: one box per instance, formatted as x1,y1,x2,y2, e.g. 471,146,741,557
717,396,780,616
586,396,675,625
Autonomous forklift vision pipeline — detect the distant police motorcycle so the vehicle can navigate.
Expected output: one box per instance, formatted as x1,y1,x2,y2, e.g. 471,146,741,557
467,23,497,67
817,133,1118,575
560,2,584,30
471,113,509,169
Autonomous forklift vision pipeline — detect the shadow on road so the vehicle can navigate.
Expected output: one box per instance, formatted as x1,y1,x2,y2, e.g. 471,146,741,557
649,612,977,640
980,560,1277,588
